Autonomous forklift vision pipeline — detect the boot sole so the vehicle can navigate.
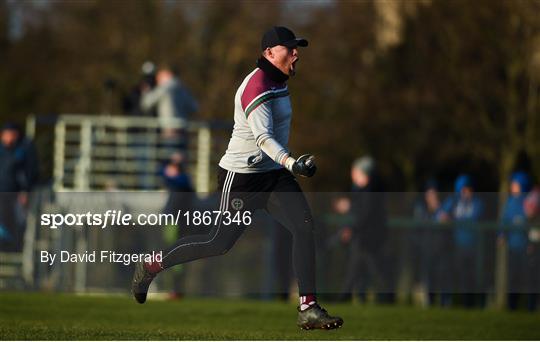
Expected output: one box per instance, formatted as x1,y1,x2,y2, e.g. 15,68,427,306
299,320,343,330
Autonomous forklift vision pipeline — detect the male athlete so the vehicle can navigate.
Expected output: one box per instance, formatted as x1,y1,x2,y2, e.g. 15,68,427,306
132,26,343,330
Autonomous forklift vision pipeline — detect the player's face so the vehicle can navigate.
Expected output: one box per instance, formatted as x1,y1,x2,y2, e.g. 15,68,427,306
268,45,299,76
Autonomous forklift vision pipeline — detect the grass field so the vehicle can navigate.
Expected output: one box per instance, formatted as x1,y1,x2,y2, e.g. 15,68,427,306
1,292,540,340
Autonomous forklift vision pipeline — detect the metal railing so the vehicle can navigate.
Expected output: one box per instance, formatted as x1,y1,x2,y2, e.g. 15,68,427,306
26,114,232,192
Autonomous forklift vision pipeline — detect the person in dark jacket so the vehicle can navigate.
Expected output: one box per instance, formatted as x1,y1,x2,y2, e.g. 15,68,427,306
439,174,484,307
123,61,158,117
123,62,158,189
500,171,535,310
413,179,451,306
0,123,39,252
340,156,391,302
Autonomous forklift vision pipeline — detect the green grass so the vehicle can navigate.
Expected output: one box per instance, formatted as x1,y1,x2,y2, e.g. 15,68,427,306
0,292,539,340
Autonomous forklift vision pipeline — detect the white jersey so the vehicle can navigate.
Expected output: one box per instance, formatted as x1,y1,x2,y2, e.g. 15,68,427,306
219,66,292,173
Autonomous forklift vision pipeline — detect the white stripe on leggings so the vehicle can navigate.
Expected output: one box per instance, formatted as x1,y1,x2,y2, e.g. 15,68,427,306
163,170,235,260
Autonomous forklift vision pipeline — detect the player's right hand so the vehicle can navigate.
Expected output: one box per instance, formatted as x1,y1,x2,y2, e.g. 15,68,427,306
290,154,317,178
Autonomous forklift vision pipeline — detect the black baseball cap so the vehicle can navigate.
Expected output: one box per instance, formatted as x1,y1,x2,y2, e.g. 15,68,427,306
261,26,308,51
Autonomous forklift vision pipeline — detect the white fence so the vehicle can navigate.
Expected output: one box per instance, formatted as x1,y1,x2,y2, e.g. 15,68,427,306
26,114,232,192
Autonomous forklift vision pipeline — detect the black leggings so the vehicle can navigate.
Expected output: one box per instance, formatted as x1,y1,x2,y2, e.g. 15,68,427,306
161,167,316,295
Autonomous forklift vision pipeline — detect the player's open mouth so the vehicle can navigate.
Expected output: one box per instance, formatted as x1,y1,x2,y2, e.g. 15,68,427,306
291,60,298,73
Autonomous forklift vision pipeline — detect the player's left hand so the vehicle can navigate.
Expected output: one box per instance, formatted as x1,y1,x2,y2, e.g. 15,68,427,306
293,154,317,178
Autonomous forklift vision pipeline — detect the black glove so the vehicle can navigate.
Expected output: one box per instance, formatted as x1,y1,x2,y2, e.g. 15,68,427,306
291,154,317,178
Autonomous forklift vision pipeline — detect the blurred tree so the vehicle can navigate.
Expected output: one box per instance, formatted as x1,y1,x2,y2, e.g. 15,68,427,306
0,0,7,53
0,0,9,118
363,0,540,192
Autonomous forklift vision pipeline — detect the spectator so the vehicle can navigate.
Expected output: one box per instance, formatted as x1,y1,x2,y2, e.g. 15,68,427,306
500,171,535,310
122,61,159,189
123,61,158,117
140,66,198,151
329,196,354,249
413,179,451,306
0,123,39,252
439,174,484,307
319,196,354,300
524,185,540,311
339,156,392,303
161,152,194,196
160,151,194,299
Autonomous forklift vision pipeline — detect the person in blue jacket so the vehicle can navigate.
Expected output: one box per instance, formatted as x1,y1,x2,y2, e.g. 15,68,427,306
439,174,484,307
500,171,535,310
0,123,39,252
